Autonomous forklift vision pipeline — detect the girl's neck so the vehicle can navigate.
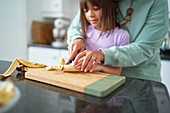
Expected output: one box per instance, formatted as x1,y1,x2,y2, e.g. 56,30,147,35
93,26,101,31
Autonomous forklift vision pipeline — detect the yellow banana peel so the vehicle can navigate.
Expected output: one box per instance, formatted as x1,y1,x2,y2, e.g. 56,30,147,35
0,58,46,78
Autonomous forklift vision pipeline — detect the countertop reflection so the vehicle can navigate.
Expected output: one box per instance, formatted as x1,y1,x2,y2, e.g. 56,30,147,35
0,60,170,113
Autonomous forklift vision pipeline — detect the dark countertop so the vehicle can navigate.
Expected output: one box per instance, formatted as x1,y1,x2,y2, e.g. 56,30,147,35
160,50,170,60
0,60,170,113
28,44,68,50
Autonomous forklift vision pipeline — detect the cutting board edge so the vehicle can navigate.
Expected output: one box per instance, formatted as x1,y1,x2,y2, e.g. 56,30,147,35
84,75,126,97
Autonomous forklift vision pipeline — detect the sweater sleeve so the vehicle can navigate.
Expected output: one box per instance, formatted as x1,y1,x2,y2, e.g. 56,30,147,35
67,11,85,45
101,0,169,67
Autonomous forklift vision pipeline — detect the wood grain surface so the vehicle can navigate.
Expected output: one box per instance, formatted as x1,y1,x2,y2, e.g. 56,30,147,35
25,68,126,97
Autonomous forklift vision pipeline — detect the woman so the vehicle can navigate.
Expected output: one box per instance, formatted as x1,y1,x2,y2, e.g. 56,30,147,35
67,0,169,82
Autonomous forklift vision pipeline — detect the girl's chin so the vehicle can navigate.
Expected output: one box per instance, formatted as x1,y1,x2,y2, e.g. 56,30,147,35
93,26,101,30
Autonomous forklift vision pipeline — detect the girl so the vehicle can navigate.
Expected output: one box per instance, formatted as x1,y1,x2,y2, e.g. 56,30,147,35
68,0,130,75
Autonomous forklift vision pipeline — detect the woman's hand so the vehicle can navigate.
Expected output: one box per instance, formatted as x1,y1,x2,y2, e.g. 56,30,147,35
74,50,104,72
68,38,85,61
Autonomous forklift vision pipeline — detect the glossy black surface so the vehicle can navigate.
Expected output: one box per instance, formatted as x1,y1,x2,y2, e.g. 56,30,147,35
160,49,170,60
28,44,67,50
0,60,170,113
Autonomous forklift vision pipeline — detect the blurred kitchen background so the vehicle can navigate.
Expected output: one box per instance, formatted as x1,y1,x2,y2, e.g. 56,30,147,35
0,0,79,62
0,0,170,93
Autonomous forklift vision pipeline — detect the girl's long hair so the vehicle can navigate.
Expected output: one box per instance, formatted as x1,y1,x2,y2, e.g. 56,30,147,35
80,0,119,39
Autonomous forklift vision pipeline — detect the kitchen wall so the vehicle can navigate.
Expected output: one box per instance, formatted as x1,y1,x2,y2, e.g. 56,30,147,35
0,0,79,61
0,0,27,61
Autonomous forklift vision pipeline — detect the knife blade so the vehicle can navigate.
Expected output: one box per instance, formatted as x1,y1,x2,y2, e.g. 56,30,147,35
65,57,75,65
61,65,64,71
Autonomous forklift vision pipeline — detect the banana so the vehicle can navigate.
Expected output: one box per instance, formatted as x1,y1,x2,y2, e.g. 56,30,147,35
58,58,81,72
0,59,20,77
61,65,81,72
0,57,82,78
17,58,46,68
0,58,47,77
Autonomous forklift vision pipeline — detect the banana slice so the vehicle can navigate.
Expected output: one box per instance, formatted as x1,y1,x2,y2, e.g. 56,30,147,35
45,66,59,71
59,58,65,65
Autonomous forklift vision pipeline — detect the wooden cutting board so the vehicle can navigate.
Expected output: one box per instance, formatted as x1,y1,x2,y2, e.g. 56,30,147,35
25,68,126,97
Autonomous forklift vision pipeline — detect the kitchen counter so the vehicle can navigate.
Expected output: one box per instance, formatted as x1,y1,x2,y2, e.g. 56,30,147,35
29,44,170,60
0,60,170,113
160,50,170,60
28,44,68,50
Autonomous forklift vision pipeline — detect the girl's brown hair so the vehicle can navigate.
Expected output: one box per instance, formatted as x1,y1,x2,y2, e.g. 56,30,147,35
80,0,118,39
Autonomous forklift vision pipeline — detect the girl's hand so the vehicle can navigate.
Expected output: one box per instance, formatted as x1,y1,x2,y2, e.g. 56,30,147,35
68,38,85,61
74,50,104,72
75,57,101,71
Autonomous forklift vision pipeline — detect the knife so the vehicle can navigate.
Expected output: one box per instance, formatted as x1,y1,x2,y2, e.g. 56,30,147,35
65,57,75,65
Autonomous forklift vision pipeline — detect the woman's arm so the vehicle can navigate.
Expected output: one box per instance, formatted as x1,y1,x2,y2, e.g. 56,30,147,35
102,0,168,67
94,64,122,75
67,11,86,61
67,11,84,46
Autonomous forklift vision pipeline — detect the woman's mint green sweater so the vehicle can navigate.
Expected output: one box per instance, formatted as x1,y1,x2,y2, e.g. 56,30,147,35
67,0,169,82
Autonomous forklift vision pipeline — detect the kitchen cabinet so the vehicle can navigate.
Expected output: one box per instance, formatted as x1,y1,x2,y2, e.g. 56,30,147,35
28,45,68,66
161,60,170,93
42,0,75,19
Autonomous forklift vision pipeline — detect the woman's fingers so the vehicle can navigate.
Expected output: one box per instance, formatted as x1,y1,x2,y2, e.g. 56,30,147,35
84,56,100,72
68,39,85,61
74,57,84,69
74,51,86,66
84,58,95,72
69,45,78,60
90,57,101,72
81,55,92,71
68,44,74,60
68,44,79,61
80,47,85,53
73,50,105,72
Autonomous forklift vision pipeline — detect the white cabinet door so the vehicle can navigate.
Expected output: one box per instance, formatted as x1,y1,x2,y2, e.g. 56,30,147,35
42,0,62,12
28,46,68,66
161,60,170,93
42,0,74,19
